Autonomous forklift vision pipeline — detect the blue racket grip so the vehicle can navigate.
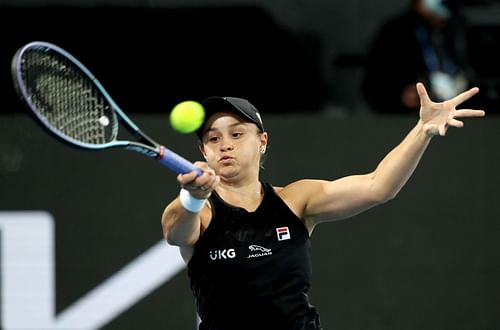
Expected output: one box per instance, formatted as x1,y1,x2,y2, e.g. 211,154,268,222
157,146,203,176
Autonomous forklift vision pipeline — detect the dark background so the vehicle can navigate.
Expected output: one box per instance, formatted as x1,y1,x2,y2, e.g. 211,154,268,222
1,1,500,329
0,5,326,114
1,113,499,329
1,1,499,116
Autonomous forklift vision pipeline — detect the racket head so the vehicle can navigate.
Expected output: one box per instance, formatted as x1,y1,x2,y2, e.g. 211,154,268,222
11,41,121,150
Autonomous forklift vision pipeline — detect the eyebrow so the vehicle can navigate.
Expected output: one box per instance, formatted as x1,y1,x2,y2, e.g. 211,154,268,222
204,122,249,135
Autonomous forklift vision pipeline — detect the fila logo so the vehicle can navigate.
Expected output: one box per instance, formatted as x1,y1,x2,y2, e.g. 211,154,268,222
209,249,236,260
276,227,291,241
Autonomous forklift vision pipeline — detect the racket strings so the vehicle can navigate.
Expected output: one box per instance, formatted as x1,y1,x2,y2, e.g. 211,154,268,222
21,50,117,145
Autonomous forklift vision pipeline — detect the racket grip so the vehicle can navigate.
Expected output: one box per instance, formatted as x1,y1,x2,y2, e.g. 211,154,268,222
157,146,202,176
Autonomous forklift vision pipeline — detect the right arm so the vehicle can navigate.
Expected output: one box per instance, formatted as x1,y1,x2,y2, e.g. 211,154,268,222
161,197,206,247
161,162,219,249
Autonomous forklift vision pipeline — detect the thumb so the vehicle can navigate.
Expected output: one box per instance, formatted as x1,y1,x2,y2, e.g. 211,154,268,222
439,124,447,137
416,82,431,107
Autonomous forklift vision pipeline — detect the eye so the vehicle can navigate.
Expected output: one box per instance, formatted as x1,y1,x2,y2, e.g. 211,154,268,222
232,132,243,138
208,135,220,143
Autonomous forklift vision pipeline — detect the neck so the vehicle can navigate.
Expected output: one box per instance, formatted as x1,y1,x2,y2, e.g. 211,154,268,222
215,180,264,212
217,179,262,198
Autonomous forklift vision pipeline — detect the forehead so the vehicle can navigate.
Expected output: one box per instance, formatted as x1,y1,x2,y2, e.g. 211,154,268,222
202,111,254,133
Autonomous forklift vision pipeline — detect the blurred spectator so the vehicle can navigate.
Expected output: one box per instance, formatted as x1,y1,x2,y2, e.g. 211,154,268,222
362,0,470,113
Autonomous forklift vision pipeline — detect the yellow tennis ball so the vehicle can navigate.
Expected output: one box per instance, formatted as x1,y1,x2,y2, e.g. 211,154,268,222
169,100,205,134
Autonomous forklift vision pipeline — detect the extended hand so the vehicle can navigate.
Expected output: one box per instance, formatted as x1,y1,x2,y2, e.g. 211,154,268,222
417,82,485,136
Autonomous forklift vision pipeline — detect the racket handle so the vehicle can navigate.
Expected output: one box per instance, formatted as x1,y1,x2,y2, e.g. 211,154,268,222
157,146,202,175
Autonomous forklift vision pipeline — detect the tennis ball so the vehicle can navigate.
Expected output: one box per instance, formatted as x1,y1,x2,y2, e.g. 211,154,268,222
169,100,205,134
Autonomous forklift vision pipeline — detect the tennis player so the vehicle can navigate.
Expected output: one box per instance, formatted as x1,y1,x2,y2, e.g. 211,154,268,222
161,82,484,330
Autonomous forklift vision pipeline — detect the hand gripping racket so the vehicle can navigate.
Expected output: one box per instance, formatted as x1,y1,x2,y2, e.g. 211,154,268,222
11,41,202,175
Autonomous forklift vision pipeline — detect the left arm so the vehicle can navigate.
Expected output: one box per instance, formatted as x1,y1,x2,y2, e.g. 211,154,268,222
282,83,485,230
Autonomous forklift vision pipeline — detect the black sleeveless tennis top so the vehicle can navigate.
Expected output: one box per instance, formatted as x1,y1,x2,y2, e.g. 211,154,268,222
187,182,322,330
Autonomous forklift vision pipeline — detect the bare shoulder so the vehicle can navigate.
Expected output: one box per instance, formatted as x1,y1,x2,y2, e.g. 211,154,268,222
279,179,325,196
272,179,326,218
272,185,284,193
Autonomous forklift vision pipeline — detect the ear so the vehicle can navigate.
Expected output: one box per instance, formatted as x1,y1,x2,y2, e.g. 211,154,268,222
199,144,208,160
259,132,268,153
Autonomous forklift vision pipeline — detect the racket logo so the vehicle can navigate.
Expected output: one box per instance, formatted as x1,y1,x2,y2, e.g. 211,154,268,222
125,145,158,157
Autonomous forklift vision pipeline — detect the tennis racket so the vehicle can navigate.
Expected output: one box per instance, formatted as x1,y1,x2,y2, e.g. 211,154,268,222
11,41,202,175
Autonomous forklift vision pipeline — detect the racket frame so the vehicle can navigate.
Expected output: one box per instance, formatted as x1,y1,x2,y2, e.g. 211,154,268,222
11,41,201,175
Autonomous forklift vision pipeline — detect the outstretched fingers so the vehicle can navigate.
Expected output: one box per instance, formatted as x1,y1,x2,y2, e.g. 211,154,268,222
454,109,486,118
448,118,464,129
451,87,480,106
447,108,485,131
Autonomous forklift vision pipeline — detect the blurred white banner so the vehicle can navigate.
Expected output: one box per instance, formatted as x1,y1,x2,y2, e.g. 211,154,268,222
0,211,185,330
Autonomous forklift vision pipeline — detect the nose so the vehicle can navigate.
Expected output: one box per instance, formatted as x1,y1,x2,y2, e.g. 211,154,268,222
220,137,233,152
221,144,233,152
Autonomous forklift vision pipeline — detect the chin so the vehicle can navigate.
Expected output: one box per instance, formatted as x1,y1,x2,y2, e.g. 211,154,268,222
218,167,240,180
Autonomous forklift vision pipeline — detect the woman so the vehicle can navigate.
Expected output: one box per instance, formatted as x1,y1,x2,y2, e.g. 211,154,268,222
161,83,484,329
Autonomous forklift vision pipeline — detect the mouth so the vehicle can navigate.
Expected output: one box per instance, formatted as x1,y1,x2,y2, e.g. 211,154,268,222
219,155,234,162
